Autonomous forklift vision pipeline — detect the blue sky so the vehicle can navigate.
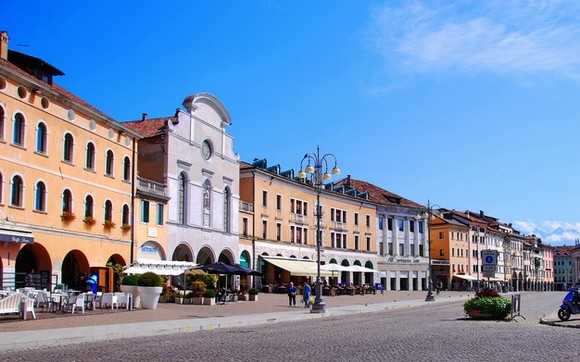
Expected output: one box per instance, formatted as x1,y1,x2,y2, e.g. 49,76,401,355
4,1,580,245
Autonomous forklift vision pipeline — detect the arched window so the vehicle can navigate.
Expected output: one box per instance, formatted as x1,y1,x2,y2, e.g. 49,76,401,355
84,195,94,217
86,142,96,171
12,113,25,146
36,122,47,154
178,172,187,224
223,186,231,233
122,204,130,226
123,156,131,181
63,133,74,162
10,175,23,207
104,200,113,222
62,189,73,212
105,150,114,176
35,181,46,211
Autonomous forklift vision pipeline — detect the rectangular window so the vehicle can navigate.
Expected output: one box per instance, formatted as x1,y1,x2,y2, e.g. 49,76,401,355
388,218,393,231
304,229,308,245
354,235,359,250
418,221,424,233
439,231,444,240
355,213,359,226
243,218,249,236
439,249,444,257
398,243,405,255
262,190,268,207
141,200,150,223
410,244,415,256
296,227,302,244
366,215,370,227
291,199,295,213
409,220,415,233
156,204,164,225
388,243,393,255
419,244,424,257
331,232,335,248
262,220,267,239
378,217,383,230
276,223,281,241
366,236,371,251
290,226,295,243
398,219,404,232
276,194,282,210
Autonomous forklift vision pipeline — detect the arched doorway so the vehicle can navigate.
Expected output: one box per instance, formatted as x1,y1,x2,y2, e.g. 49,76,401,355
61,250,89,290
15,243,52,290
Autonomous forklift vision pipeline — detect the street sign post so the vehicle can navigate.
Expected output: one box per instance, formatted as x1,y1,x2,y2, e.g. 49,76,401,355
481,250,499,280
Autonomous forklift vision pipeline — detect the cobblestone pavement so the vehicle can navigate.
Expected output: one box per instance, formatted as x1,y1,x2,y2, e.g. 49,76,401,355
0,290,472,332
0,291,576,362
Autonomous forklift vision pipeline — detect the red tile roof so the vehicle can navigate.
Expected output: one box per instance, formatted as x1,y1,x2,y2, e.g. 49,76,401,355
123,116,175,138
333,177,423,208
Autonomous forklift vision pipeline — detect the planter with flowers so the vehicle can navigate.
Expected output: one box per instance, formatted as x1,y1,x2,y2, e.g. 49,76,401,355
83,216,97,226
103,220,116,230
121,223,132,232
463,288,512,320
248,288,260,302
61,211,76,223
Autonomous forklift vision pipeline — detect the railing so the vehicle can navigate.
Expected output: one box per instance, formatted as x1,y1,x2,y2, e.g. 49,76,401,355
240,201,254,213
136,177,167,197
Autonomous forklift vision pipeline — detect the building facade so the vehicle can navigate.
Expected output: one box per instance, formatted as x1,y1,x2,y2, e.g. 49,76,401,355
0,32,142,291
125,93,240,272
239,160,379,289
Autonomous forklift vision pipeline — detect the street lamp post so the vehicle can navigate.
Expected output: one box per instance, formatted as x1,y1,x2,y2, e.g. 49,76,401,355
417,201,439,302
298,146,340,314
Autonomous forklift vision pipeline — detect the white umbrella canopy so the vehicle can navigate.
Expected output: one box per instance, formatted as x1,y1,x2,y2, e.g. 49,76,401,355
123,259,197,276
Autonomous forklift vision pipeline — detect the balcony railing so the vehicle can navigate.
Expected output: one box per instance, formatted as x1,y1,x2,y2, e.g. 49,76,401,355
136,177,167,198
240,201,254,213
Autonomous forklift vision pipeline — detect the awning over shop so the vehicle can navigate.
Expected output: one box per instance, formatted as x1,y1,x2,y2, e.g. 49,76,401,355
124,259,197,276
0,228,34,244
261,256,334,277
454,274,478,281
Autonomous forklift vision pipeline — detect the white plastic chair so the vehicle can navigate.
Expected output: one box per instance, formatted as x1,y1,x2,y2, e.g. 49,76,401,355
21,295,36,320
100,292,117,310
68,294,86,314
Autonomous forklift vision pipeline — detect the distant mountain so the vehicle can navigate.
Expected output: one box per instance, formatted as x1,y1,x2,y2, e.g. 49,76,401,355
530,227,580,246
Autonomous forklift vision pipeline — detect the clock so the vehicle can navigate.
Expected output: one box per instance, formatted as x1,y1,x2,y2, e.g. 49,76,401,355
201,140,212,160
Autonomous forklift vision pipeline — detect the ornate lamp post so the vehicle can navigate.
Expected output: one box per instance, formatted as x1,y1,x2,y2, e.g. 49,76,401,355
298,146,340,314
416,201,439,302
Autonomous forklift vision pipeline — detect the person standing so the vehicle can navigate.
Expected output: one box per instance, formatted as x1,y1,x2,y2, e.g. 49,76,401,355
287,282,297,307
25,269,35,287
303,281,311,308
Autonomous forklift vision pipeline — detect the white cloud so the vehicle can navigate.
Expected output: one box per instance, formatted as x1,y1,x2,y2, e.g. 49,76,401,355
512,220,537,234
368,0,580,79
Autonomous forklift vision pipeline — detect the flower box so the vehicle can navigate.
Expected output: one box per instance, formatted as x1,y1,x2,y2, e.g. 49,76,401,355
61,211,76,223
103,220,116,230
121,223,132,232
83,216,96,226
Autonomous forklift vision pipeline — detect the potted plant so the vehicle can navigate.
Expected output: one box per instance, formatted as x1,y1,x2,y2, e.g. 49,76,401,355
120,223,132,232
61,211,76,223
202,289,217,305
248,288,260,302
121,274,141,309
83,215,96,226
190,281,206,305
136,272,163,309
464,288,512,320
103,219,116,230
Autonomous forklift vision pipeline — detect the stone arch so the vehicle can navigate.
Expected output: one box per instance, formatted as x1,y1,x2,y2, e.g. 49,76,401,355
61,249,90,290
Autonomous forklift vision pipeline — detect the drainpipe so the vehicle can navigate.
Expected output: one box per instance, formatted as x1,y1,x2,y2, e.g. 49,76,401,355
130,136,136,264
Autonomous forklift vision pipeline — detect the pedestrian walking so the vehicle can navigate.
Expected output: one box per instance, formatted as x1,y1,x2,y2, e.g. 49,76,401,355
287,282,297,306
303,281,311,308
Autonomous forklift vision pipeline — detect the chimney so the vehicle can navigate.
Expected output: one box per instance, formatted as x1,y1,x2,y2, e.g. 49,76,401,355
480,210,484,218
141,113,147,122
347,175,351,186
0,31,9,60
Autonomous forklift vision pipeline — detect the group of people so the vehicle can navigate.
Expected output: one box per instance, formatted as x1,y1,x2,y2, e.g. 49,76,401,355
287,281,311,308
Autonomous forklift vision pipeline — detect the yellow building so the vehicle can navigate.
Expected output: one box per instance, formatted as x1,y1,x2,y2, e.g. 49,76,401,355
240,158,378,289
0,32,144,291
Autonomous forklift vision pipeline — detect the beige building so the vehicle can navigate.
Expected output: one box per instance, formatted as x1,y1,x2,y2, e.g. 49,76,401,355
240,159,378,289
0,32,145,291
